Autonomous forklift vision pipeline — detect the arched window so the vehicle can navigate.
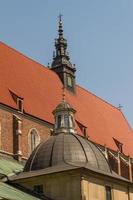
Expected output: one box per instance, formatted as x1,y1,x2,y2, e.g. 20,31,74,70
64,114,69,127
57,115,61,128
28,129,40,154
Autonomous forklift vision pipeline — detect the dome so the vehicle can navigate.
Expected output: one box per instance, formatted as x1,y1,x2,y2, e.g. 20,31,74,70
24,133,111,174
53,100,75,114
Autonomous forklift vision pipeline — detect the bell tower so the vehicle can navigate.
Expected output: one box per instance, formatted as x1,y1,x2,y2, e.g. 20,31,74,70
51,15,76,93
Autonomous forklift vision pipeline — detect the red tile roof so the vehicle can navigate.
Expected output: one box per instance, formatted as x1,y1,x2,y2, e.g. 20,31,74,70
0,41,133,156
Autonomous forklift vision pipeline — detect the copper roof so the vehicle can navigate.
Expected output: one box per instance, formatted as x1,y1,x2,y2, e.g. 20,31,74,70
24,133,111,173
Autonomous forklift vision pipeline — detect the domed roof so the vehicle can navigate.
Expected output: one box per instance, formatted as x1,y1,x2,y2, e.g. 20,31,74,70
24,133,111,174
53,100,75,114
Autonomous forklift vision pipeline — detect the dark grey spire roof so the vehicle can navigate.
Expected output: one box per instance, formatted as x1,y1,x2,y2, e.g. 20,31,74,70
51,15,75,71
24,133,111,174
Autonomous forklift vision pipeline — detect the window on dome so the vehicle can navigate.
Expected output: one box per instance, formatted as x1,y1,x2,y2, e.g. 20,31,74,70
105,186,112,200
64,114,69,127
57,115,61,128
28,129,40,154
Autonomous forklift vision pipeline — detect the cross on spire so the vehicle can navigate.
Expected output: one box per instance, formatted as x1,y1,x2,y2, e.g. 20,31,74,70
58,14,64,38
118,104,123,110
58,14,63,22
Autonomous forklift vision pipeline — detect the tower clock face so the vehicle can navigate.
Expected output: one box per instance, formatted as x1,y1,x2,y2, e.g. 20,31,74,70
67,75,73,87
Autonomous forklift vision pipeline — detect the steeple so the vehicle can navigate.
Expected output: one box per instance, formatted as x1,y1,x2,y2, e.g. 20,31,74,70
54,14,68,57
52,88,76,135
51,15,76,93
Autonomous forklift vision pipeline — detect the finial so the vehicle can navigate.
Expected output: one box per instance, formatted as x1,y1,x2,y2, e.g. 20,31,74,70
53,51,55,58
62,87,65,102
58,14,63,37
73,64,76,68
66,52,69,56
58,14,63,22
117,104,123,110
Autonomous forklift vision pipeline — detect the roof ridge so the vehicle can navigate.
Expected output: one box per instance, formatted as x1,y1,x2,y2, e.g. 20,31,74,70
119,110,133,133
76,85,133,131
76,84,120,112
0,41,50,71
0,41,63,81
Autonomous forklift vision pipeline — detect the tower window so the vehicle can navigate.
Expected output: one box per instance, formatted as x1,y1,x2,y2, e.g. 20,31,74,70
28,129,40,154
67,76,73,87
64,114,69,127
57,115,61,128
105,186,112,200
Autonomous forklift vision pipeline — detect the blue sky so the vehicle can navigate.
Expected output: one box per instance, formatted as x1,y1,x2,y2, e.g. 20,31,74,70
0,0,133,127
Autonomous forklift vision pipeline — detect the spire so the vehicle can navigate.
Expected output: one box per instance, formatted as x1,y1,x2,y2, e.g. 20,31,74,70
58,14,64,38
51,16,76,93
53,15,68,58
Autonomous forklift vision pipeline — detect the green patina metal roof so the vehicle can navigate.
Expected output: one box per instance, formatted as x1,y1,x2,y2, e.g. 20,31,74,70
0,157,23,177
0,182,41,200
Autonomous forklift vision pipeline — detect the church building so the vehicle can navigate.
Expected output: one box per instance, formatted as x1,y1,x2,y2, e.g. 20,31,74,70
0,16,133,199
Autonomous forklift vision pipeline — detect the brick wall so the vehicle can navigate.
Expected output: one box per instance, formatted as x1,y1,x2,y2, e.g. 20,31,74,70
0,108,13,154
21,117,51,158
0,106,52,160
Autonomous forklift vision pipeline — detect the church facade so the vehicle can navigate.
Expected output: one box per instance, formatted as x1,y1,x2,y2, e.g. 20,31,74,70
0,17,133,199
